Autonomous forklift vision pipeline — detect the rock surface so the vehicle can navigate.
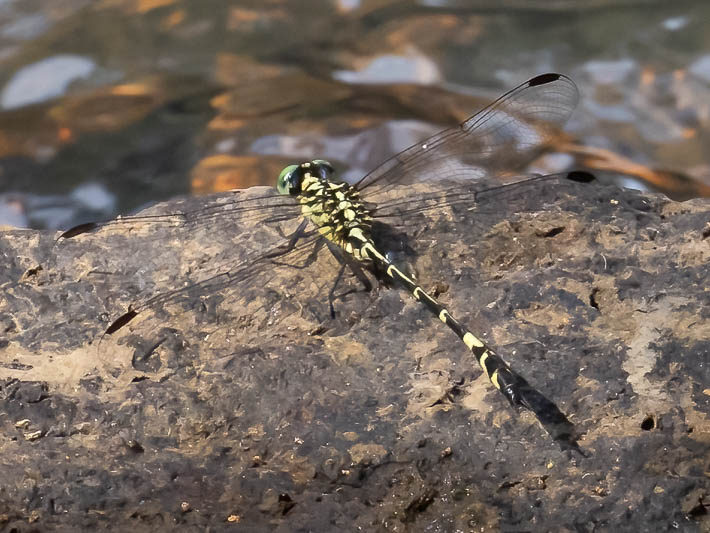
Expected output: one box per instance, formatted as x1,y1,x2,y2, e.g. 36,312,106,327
0,177,708,532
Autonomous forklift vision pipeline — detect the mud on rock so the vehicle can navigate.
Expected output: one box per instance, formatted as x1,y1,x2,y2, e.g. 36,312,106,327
0,181,708,531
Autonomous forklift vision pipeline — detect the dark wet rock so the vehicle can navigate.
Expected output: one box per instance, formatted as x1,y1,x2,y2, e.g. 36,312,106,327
0,179,708,531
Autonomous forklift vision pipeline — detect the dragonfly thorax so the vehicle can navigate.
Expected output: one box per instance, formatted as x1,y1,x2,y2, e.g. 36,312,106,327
277,160,375,261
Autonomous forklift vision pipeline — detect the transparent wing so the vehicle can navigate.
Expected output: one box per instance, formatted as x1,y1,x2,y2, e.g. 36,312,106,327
369,172,571,221
101,230,322,335
58,188,299,242
55,187,308,336
355,73,579,199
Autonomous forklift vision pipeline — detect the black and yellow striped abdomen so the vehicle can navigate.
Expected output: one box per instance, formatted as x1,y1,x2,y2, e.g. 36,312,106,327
277,160,573,437
354,231,533,408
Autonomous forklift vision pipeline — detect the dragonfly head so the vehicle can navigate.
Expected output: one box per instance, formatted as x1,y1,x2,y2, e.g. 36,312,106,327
277,160,334,196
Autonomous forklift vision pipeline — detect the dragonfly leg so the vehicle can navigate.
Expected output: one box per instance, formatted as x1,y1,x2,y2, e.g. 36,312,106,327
265,219,312,259
328,263,347,318
324,241,373,318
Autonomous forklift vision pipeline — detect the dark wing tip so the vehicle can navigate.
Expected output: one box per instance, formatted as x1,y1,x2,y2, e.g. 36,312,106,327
59,222,99,239
567,170,596,184
106,310,138,335
528,73,562,87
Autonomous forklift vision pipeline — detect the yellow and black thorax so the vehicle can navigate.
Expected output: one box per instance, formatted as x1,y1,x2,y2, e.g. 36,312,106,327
277,160,375,261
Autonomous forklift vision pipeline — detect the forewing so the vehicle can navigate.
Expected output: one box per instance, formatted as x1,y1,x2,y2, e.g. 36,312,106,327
355,73,579,198
58,188,298,242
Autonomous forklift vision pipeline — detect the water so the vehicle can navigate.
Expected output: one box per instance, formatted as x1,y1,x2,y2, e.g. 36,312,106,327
0,0,708,229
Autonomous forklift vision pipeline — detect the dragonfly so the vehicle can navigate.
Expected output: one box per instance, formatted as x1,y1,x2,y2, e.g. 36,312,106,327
60,73,592,448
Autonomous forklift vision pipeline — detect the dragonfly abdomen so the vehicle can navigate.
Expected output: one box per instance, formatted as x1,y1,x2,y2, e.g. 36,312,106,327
358,239,530,405
365,244,575,431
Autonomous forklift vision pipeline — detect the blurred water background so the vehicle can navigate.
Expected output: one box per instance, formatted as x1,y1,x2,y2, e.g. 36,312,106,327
0,0,709,229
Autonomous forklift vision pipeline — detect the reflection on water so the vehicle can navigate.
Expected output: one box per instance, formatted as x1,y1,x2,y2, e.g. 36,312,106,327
1,54,96,110
0,0,708,228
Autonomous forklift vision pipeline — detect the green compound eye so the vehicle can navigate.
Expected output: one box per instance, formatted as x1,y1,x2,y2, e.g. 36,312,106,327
277,164,299,195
